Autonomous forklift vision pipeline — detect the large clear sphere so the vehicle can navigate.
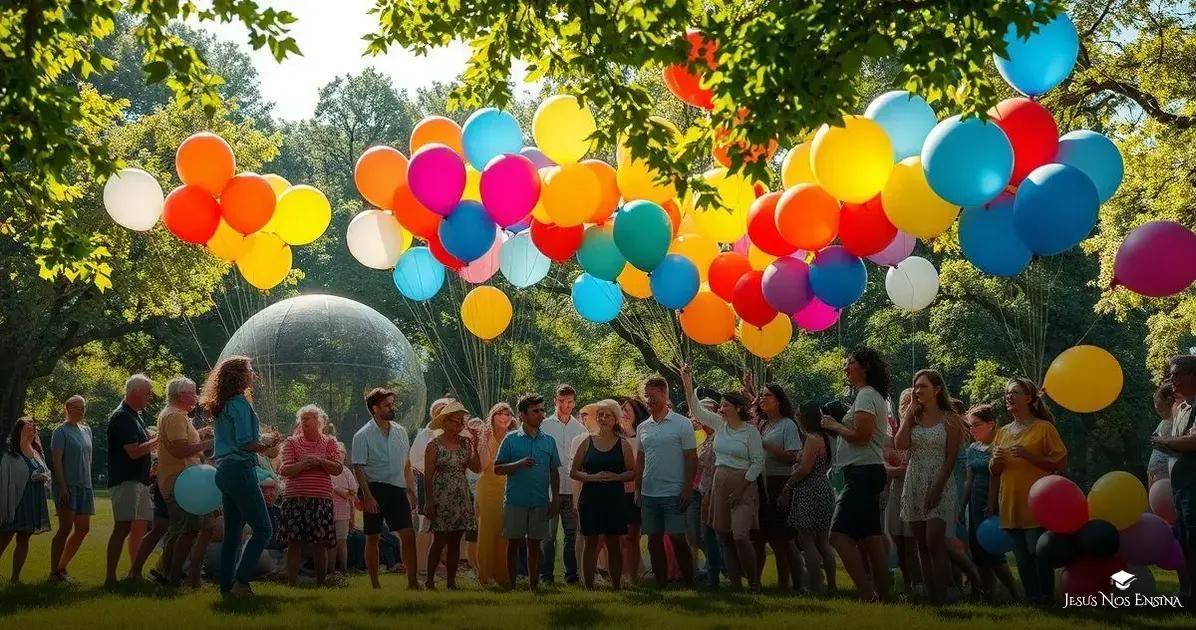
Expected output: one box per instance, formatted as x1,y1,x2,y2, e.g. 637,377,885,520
218,294,426,443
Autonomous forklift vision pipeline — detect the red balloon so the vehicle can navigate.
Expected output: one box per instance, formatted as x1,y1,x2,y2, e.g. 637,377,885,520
1061,556,1125,599
530,219,583,262
219,173,275,234
838,195,898,257
163,185,220,244
776,184,840,251
989,97,1059,185
747,192,798,256
1029,475,1089,533
662,29,717,110
709,252,752,302
393,183,442,240
426,233,464,271
732,270,777,328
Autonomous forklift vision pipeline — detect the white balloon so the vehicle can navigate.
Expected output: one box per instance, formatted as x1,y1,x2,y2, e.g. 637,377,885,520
885,255,939,311
346,210,408,270
103,168,164,231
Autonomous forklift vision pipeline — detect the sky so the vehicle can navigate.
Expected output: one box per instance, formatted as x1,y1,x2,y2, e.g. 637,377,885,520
196,0,537,121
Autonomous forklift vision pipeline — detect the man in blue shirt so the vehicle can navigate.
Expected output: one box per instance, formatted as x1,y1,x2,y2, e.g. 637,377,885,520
495,393,560,589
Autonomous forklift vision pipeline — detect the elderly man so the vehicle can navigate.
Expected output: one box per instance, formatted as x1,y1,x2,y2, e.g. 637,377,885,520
1152,354,1196,606
104,374,159,587
49,395,93,583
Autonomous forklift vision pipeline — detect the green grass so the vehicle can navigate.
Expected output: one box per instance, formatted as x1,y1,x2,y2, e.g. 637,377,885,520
0,495,1190,629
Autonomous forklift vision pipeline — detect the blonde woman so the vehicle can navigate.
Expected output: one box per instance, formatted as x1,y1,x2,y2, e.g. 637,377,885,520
571,399,635,589
476,403,515,586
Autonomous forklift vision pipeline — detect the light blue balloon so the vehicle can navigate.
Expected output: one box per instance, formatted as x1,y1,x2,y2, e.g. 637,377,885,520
499,232,550,288
649,254,699,310
994,12,1079,97
393,246,445,301
977,516,1013,555
572,273,623,323
1055,130,1123,203
613,200,672,272
808,246,867,309
922,115,1014,207
175,464,221,515
462,108,523,170
439,200,497,262
577,225,627,282
960,195,1032,276
864,91,937,160
1013,163,1099,256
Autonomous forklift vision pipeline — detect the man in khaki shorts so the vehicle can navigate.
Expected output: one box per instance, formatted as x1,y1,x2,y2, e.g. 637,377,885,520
156,377,214,585
494,393,560,589
105,374,159,587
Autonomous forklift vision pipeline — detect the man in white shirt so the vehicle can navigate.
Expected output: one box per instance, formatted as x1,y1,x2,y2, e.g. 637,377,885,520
1152,354,1196,605
636,375,697,586
538,384,587,584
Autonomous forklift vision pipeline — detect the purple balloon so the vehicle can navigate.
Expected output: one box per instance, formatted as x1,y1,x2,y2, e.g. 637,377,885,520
480,154,541,227
762,257,813,315
1157,537,1185,570
519,146,556,170
867,230,916,267
408,144,466,216
1114,220,1196,298
1119,513,1174,566
792,297,839,332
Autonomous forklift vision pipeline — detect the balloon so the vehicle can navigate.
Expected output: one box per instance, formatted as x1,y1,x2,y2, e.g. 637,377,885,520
740,314,792,360
219,173,276,234
613,200,673,271
174,464,220,515
781,142,815,189
662,29,717,109
921,115,1014,207
748,244,778,271
520,146,555,169
864,91,937,160
406,144,467,216
808,246,867,309
1113,221,1196,297
616,155,676,204
438,200,497,263
272,185,331,246
668,233,718,282
882,156,960,239
236,232,292,290
393,247,445,301
426,232,465,271
650,254,700,310
989,97,1059,185
462,164,482,202
1029,475,1089,533
709,252,752,302
577,224,627,281
499,231,551,288
354,146,409,210
530,219,584,262
163,185,221,244
1157,537,1185,570
679,291,735,345
572,273,623,323
1149,479,1177,524
1061,556,1125,598
1036,530,1081,568
346,209,410,270
761,257,813,315
175,132,234,196
712,126,777,169
411,115,464,156
977,516,1012,555
1043,345,1123,413
836,196,897,258
732,270,777,328
746,192,797,256
692,168,754,243
460,286,513,340
462,108,523,170
994,12,1079,97
959,195,1032,276
617,264,653,299
103,168,164,231
262,173,290,196
533,95,596,164
884,256,939,312
583,159,620,224
1086,470,1147,530
775,184,840,251
1056,130,1124,202
810,116,894,204
793,297,839,333
1013,163,1099,256
542,163,601,227
1077,519,1121,558
1119,513,1173,565
480,153,540,227
206,219,248,262
867,230,916,267
392,184,442,240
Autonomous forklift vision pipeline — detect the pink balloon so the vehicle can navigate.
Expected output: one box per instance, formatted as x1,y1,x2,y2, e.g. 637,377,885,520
866,230,916,267
792,297,839,332
732,235,750,256
1149,478,1177,524
458,230,507,284
1119,513,1173,566
408,143,466,216
480,154,541,227
1157,537,1185,570
1029,475,1088,533
1114,220,1196,297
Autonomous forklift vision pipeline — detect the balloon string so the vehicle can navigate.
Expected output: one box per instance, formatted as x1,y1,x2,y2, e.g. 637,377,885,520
146,237,212,371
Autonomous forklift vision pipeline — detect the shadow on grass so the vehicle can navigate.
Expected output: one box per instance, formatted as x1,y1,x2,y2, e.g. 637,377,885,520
211,592,308,615
932,600,1191,629
618,589,834,616
0,581,103,616
548,603,608,629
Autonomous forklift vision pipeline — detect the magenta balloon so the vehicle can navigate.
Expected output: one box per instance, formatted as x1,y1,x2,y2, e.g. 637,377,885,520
408,144,466,216
792,297,839,332
762,257,814,315
480,154,541,227
1119,513,1173,566
732,234,750,256
459,230,507,284
867,230,916,267
1113,220,1196,297
519,146,556,170
1157,537,1185,570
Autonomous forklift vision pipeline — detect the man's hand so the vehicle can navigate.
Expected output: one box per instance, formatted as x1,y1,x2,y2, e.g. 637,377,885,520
678,491,692,512
519,457,537,469
363,495,380,514
406,489,418,512
547,498,560,520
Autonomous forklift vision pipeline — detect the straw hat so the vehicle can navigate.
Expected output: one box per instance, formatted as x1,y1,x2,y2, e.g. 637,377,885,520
429,400,468,431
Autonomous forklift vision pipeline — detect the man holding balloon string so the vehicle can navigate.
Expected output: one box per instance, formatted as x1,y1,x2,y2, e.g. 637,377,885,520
1151,355,1196,606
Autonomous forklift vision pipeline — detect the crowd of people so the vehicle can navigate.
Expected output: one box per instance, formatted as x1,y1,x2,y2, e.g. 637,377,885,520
1,350,1195,608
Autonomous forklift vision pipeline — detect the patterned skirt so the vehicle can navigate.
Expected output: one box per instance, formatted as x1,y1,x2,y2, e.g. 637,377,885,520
1,481,51,534
277,496,336,546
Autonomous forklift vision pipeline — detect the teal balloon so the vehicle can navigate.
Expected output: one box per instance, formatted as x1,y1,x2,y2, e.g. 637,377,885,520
650,254,699,310
613,200,672,272
864,91,937,160
572,273,623,323
577,224,626,281
922,115,1013,208
393,246,445,301
175,464,220,515
1055,130,1123,203
499,232,550,288
462,108,523,171
993,12,1079,97
960,194,1031,277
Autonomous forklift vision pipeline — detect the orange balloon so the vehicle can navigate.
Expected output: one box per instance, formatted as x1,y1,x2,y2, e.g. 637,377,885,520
662,199,682,236
542,163,601,227
354,146,409,210
712,126,778,169
220,173,276,234
617,264,653,299
176,132,235,196
411,116,464,156
392,183,442,240
776,183,840,251
163,185,221,245
679,291,735,345
584,159,620,224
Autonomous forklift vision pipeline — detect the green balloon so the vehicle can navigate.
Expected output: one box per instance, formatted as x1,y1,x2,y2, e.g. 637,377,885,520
613,200,672,272
576,224,627,281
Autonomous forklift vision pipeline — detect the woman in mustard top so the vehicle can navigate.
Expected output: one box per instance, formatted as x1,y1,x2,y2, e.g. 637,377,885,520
988,378,1067,604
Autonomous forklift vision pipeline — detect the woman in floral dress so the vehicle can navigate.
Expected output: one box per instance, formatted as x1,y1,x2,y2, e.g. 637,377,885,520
423,401,481,589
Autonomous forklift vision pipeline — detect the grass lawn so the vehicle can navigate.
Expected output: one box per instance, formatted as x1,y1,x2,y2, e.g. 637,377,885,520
0,495,1190,629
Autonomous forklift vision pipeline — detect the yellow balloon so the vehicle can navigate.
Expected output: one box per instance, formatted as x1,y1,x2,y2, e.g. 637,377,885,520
811,115,894,203
543,163,601,227
616,156,675,205
1086,471,1147,530
460,285,513,341
881,156,960,239
258,174,291,233
739,314,791,360
679,291,735,345
236,232,292,290
695,429,707,447
273,185,331,245
617,264,653,298
533,94,596,165
692,168,754,243
781,142,815,189
207,219,248,262
463,164,482,202
748,244,778,271
1043,345,1123,413
669,233,719,282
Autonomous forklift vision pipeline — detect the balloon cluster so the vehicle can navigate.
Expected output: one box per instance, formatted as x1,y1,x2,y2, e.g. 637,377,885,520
103,132,331,290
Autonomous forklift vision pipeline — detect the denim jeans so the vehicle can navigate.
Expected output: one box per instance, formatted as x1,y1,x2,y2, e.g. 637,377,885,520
215,459,273,592
540,494,577,581
702,522,724,587
1006,527,1053,603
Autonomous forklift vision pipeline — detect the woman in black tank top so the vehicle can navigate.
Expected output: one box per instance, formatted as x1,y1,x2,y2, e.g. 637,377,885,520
570,400,636,589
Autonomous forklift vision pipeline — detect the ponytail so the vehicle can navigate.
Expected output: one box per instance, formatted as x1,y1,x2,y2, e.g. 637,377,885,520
1011,377,1055,424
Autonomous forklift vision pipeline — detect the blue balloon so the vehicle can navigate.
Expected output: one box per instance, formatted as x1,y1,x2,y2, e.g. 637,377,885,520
960,195,1032,277
922,115,1014,207
508,217,532,233
1055,130,1123,203
572,273,623,323
462,108,523,170
439,200,497,262
977,516,1013,555
393,246,445,301
577,224,627,282
994,12,1079,97
175,464,221,515
864,91,937,160
1013,163,1099,256
613,200,672,272
808,246,867,309
499,232,550,288
649,254,699,310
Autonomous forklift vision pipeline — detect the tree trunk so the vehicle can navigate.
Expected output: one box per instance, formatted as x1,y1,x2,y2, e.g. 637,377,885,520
0,359,33,435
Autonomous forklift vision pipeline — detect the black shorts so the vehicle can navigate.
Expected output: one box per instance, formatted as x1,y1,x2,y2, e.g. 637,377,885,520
151,482,169,520
830,464,886,540
363,482,413,535
753,475,795,541
623,492,641,526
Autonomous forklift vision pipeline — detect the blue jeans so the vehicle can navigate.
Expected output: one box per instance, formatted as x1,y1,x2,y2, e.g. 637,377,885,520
540,494,577,581
215,459,273,592
703,522,724,587
1006,527,1053,603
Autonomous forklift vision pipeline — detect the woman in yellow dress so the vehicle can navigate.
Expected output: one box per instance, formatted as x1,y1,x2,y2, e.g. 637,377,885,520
476,402,515,586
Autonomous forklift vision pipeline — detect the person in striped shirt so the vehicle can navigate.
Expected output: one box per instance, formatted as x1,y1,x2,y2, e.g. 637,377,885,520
277,405,343,586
